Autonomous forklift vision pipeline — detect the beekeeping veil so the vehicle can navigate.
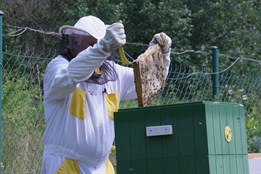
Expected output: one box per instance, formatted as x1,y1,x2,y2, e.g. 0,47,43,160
59,16,117,85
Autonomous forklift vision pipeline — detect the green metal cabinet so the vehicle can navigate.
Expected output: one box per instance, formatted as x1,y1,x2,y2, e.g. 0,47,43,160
114,101,249,174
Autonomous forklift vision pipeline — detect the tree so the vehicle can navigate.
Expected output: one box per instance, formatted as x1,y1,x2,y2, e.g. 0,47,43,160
183,0,261,71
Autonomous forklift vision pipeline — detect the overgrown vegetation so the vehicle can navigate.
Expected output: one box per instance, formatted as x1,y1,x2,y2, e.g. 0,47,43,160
2,70,44,173
246,107,261,152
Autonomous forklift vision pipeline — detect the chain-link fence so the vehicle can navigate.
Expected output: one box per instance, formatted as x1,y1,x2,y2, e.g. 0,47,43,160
1,18,261,174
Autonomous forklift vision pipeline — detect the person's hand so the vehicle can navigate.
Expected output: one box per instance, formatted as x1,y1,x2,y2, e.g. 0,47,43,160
150,32,172,55
150,32,172,79
102,22,126,51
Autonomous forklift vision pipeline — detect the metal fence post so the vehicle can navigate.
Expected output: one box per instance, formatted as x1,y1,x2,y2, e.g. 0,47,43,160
0,10,3,173
212,46,219,99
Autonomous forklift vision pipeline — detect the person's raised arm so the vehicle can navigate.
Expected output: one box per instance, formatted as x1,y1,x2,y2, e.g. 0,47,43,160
44,22,126,101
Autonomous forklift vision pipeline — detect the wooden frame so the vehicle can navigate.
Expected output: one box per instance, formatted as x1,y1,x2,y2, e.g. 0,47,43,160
133,44,165,107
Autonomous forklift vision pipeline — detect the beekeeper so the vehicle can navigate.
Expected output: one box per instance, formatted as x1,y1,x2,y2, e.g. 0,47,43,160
41,15,172,174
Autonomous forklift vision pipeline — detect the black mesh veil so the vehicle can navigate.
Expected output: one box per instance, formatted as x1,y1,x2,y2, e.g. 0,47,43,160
59,25,118,85
59,25,98,60
85,60,118,85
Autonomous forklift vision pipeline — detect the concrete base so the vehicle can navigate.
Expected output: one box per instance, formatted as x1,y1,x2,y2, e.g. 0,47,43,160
248,153,261,174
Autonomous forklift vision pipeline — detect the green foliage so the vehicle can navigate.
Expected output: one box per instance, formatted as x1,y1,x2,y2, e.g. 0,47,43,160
2,70,44,173
182,0,261,70
116,0,193,58
3,0,261,68
120,99,137,109
246,107,261,152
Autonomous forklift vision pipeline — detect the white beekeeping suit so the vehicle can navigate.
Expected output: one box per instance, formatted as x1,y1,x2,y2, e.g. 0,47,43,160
41,15,172,174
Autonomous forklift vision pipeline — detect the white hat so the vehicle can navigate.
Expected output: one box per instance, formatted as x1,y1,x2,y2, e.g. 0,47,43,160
73,15,107,39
